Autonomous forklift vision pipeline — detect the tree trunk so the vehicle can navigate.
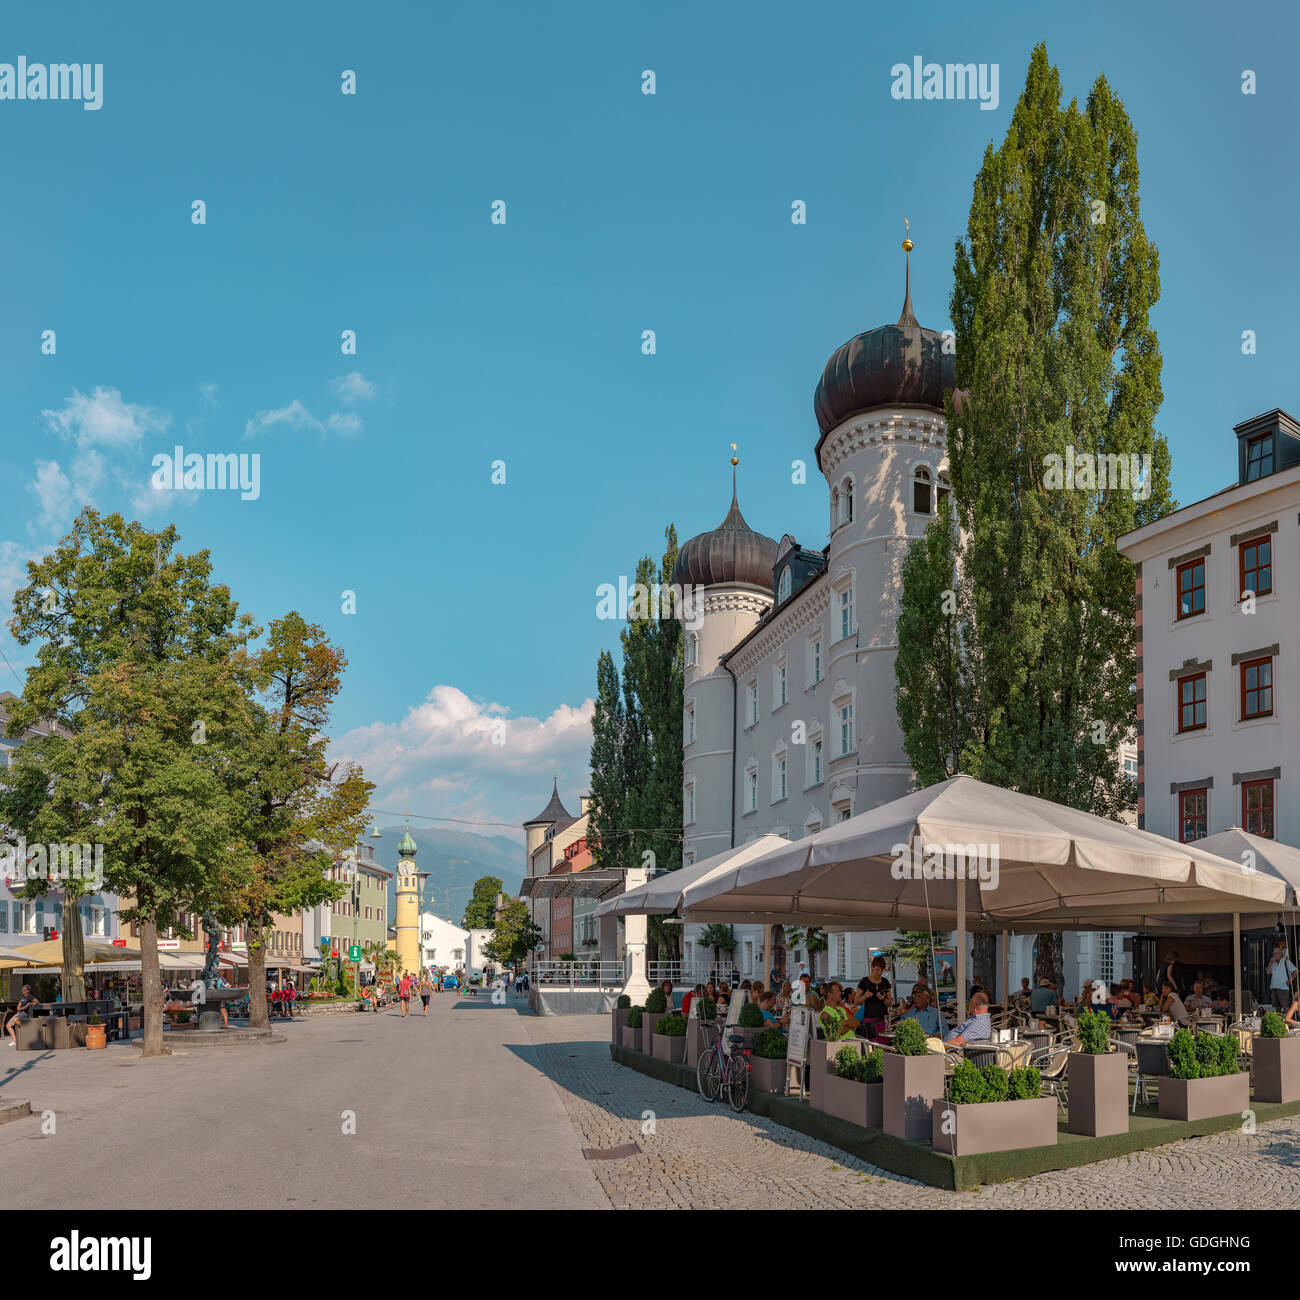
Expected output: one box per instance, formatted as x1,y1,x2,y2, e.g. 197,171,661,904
138,918,169,1058
61,891,86,1004
972,933,997,993
1034,932,1065,999
248,928,269,1030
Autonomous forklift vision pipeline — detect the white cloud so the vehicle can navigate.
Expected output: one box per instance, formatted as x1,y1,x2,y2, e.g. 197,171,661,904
244,398,324,438
28,460,73,533
198,382,218,408
327,412,363,435
331,685,594,833
330,371,376,405
42,386,171,450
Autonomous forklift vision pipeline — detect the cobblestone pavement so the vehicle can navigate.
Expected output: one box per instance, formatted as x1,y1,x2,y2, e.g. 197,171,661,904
523,1011,1300,1209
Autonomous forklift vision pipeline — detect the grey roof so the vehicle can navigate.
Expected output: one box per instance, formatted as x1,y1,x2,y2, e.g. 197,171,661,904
672,489,778,592
524,779,572,827
813,274,955,460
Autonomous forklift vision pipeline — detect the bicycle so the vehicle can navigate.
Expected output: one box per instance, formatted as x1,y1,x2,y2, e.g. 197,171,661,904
696,1021,750,1113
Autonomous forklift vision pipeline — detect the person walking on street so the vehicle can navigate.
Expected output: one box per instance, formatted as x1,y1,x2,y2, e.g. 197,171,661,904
398,972,412,1017
419,973,433,1015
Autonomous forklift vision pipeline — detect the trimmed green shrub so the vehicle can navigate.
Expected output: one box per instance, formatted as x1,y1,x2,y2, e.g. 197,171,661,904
947,1060,1040,1103
1166,1028,1238,1078
1076,1007,1111,1055
980,1063,1010,1102
1193,1032,1222,1077
834,1045,862,1078
656,1013,687,1037
1217,1033,1240,1075
860,1048,883,1084
645,988,668,1014
755,1028,788,1059
175,1010,191,1024
1166,1028,1198,1079
699,996,717,1021
626,1005,644,1029
737,999,765,1028
616,994,631,1010
1260,1010,1288,1039
891,1017,931,1056
1008,1066,1041,1100
948,1058,985,1104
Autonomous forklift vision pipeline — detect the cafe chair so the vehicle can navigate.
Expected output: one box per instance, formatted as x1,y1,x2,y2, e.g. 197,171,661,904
1028,1043,1072,1114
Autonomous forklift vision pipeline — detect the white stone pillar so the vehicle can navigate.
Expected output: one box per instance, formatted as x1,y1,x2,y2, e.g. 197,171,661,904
620,866,652,1004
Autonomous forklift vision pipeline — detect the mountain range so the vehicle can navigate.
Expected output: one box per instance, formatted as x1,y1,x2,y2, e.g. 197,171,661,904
373,824,523,929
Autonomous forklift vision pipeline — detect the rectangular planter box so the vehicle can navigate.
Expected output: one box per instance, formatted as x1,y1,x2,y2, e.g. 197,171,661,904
883,1051,946,1141
1253,1036,1300,1105
611,1007,631,1045
808,1037,831,1112
823,1071,884,1128
642,1011,666,1044
750,1054,791,1094
933,1096,1058,1156
686,1019,712,1069
1067,1050,1130,1137
621,1026,643,1053
653,1033,686,1063
1158,1071,1250,1122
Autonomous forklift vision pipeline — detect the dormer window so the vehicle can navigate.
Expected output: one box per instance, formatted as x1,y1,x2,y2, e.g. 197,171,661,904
777,567,791,603
913,466,932,515
1245,433,1274,482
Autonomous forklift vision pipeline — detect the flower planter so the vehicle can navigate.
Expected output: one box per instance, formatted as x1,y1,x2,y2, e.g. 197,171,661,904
883,1051,945,1141
1252,1036,1300,1104
621,1026,643,1053
653,1032,686,1064
933,1096,1058,1155
1067,1050,1130,1137
686,1019,712,1068
822,1071,884,1128
1157,1072,1250,1121
750,1054,791,1094
611,1007,631,1045
84,1023,107,1051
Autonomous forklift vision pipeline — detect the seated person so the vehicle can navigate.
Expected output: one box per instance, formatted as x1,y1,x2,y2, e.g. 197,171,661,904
1012,977,1032,1002
1184,981,1213,1013
899,986,942,1037
1286,994,1300,1032
757,991,788,1031
943,992,992,1048
1159,980,1191,1027
817,983,857,1040
1211,991,1231,1016
1028,978,1057,1013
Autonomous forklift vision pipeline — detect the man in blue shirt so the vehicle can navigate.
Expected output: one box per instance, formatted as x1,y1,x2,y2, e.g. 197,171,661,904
899,986,942,1036
944,992,992,1047
1028,978,1057,1013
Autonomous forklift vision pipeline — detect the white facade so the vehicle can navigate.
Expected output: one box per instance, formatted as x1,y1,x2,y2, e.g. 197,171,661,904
464,927,495,972
1119,410,1300,848
420,912,469,971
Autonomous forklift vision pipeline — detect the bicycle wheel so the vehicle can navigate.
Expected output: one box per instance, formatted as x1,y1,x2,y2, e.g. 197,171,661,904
697,1046,722,1102
726,1051,750,1113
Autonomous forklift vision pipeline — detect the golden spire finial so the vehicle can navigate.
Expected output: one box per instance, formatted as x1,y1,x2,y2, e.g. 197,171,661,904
730,441,739,468
902,217,913,254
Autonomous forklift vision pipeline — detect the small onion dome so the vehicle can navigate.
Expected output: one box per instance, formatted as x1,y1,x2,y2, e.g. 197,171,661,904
524,779,571,827
672,489,778,592
812,266,956,466
397,829,418,857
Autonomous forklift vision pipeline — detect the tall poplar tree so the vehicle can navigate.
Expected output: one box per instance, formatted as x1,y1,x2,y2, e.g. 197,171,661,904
895,46,1174,991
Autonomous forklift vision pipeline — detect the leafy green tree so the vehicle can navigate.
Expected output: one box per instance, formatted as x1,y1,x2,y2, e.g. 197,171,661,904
484,897,543,967
463,875,503,929
896,46,1174,993
881,930,951,985
7,511,254,1057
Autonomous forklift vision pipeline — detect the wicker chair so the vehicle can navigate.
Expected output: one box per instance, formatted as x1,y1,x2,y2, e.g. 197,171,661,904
1028,1043,1072,1113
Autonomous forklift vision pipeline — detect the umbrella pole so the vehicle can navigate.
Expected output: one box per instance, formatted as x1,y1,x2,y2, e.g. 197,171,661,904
1001,929,1008,1006
1233,913,1241,1022
956,878,967,1011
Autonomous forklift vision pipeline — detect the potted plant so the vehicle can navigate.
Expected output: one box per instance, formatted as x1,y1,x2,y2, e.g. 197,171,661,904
1067,1008,1129,1136
84,1012,107,1051
612,993,632,1045
883,1016,945,1140
733,997,765,1052
1158,1028,1248,1121
686,996,717,1069
643,987,669,1044
621,1005,645,1053
1252,1011,1300,1104
933,1061,1056,1155
750,1027,792,1094
823,1043,884,1128
653,1012,688,1064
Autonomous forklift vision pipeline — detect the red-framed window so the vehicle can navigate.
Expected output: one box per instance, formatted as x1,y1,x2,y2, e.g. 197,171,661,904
1242,779,1274,838
1240,656,1273,720
1177,558,1205,619
1177,672,1207,732
1178,788,1208,844
1240,536,1272,598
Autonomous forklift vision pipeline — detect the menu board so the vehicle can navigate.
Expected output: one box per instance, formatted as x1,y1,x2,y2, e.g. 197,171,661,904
786,1005,813,1065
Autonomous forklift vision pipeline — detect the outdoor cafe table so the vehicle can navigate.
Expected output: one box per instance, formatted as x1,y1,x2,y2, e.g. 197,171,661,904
1112,1023,1145,1047
962,1039,1034,1068
1019,1027,1054,1049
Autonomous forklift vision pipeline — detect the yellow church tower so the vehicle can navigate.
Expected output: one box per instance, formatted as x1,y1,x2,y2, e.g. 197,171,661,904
394,825,423,976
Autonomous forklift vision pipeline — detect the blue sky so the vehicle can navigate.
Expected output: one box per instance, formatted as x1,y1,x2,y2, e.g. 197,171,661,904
1,0,1296,834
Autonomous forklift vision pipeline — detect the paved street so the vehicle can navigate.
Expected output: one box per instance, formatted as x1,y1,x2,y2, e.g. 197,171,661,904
4,997,1300,1209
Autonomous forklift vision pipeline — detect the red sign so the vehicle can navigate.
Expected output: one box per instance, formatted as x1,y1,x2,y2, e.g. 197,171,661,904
331,947,339,958
112,939,127,947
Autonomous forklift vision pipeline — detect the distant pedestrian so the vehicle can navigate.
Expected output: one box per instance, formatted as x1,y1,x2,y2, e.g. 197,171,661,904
399,972,412,1017
419,974,432,1015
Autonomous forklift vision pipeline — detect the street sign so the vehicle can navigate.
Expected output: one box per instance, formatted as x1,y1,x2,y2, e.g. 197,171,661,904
157,939,180,950
349,945,361,961
112,938,127,947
